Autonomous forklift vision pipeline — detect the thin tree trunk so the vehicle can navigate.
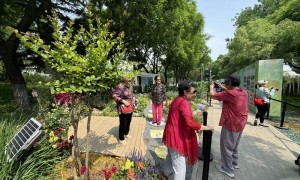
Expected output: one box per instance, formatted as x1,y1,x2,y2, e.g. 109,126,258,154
70,94,82,178
85,106,93,177
297,77,300,95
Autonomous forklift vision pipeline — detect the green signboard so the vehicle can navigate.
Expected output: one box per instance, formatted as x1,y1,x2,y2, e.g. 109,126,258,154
234,59,283,117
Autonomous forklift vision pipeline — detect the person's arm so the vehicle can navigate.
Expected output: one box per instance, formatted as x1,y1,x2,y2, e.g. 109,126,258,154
209,83,217,99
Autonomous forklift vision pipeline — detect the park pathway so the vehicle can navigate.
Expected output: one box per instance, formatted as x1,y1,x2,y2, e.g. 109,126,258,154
69,100,300,179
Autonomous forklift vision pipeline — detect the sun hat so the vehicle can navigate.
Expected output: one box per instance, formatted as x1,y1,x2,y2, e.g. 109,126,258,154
257,80,268,85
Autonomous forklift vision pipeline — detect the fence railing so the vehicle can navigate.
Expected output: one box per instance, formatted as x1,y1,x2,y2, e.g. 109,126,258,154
268,97,300,128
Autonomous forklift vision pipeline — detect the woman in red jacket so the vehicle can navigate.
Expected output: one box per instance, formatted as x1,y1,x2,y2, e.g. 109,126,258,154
162,80,214,179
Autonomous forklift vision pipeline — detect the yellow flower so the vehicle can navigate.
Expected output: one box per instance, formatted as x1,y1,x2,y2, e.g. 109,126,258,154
52,144,57,149
122,159,134,170
49,131,54,137
53,136,58,141
49,137,54,143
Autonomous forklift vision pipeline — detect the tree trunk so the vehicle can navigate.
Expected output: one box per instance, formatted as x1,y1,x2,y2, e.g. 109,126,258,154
297,77,300,96
1,43,30,107
0,0,51,108
70,95,82,178
85,106,93,177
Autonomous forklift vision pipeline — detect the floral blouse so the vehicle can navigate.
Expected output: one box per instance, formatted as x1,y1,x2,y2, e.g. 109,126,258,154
112,83,134,107
151,83,167,104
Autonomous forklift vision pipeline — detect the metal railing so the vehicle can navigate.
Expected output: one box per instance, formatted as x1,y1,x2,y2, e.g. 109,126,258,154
267,97,300,128
198,111,213,180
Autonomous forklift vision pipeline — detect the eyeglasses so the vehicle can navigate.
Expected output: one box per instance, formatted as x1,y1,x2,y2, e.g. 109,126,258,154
156,79,161,81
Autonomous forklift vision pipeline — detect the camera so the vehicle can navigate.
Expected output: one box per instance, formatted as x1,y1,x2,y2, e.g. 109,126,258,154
214,83,219,88
214,80,220,88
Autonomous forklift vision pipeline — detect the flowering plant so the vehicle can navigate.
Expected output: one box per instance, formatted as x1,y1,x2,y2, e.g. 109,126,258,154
48,127,73,156
79,166,91,180
102,149,159,180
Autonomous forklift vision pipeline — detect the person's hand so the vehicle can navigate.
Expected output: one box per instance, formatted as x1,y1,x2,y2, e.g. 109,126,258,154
219,84,226,90
122,100,130,106
210,83,215,90
163,101,167,106
199,125,214,132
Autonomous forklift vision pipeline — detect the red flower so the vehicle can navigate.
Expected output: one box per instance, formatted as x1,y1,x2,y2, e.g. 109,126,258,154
111,164,117,174
69,135,74,141
86,177,91,180
102,168,112,180
54,128,62,135
80,166,87,175
57,138,63,143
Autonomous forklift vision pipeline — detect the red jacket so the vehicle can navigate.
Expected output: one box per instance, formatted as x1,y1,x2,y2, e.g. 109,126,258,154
162,96,201,165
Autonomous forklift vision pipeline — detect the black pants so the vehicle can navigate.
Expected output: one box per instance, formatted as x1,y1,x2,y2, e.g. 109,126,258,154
119,113,133,140
255,103,269,123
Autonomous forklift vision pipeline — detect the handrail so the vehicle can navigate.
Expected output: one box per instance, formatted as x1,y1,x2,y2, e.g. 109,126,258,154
268,97,300,128
269,97,300,109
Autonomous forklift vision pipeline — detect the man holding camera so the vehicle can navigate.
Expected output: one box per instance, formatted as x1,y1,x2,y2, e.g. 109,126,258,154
210,76,248,178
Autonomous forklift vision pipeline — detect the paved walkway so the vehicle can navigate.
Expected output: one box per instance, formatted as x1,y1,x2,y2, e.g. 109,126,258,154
192,100,300,179
70,100,300,179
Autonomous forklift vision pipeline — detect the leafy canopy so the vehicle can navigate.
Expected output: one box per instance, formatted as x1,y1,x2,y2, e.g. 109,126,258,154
15,10,138,94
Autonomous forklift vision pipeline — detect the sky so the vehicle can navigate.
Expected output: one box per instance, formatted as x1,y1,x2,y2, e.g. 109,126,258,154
196,0,258,60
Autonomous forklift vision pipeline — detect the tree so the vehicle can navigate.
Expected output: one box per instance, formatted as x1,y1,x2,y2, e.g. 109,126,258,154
0,0,84,108
16,10,138,178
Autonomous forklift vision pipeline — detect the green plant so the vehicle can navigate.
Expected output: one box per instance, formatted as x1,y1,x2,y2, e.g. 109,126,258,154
102,100,118,116
0,115,62,180
16,9,140,177
134,94,149,114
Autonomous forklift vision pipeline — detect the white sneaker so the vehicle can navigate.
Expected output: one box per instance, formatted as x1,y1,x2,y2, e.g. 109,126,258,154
125,135,132,139
156,121,165,126
259,123,269,127
119,140,127,145
150,122,157,126
233,164,239,169
215,164,234,178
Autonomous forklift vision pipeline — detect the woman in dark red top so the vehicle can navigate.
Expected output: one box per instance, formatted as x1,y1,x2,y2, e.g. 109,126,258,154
162,80,214,179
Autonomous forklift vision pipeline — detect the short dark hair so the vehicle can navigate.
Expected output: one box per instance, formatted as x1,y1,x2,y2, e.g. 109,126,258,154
178,80,197,96
224,76,240,87
154,75,160,80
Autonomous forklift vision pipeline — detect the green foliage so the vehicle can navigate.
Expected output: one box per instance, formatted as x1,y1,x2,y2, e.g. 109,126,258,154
102,100,118,117
0,82,38,119
225,0,300,75
16,10,139,95
167,85,177,92
37,103,71,131
133,94,149,114
0,116,61,180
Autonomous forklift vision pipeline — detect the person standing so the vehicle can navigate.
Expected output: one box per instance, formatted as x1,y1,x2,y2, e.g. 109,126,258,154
162,80,214,179
150,75,167,126
210,76,248,178
112,78,135,145
254,80,277,127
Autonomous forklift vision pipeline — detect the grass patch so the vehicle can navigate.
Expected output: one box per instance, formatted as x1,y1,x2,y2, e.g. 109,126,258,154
0,115,62,180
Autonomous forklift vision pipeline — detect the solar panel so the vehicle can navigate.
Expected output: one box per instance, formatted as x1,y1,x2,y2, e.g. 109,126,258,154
5,117,42,162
